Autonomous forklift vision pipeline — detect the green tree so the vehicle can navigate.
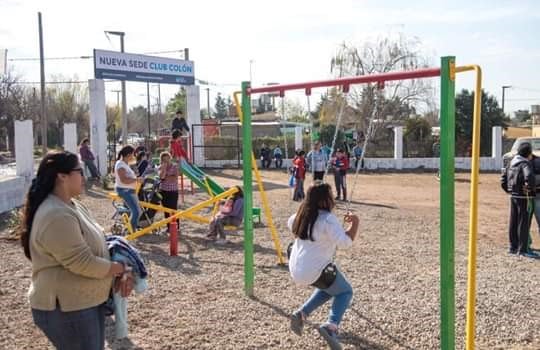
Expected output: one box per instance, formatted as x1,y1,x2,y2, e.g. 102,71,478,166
214,93,228,119
404,117,431,141
165,88,186,118
455,89,509,156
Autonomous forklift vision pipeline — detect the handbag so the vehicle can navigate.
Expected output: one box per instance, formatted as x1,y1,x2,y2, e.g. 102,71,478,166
311,263,337,290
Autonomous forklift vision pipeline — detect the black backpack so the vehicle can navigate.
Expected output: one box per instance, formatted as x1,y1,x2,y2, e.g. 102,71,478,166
504,160,527,194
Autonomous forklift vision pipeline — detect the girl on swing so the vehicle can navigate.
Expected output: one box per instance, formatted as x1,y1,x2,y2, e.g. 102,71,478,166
288,181,359,350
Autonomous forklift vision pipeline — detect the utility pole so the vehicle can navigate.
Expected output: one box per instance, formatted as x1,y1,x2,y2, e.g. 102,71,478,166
146,82,151,139
206,88,211,119
502,85,512,116
105,31,127,143
38,12,47,154
157,84,162,129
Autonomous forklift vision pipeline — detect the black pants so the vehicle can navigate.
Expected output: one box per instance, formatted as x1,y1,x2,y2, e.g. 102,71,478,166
275,157,283,168
334,170,347,200
354,157,364,170
161,190,179,227
262,159,271,168
313,171,325,181
508,197,530,253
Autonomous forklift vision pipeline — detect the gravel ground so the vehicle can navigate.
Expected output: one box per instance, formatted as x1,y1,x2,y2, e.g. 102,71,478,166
0,170,539,350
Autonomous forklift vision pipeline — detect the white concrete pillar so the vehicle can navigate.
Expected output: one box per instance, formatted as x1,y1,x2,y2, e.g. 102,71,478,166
89,79,107,176
64,123,77,154
295,126,303,151
15,120,34,180
394,126,403,169
186,85,202,166
492,126,502,168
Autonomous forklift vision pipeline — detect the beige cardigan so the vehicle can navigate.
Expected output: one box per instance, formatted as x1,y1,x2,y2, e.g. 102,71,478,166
28,195,113,312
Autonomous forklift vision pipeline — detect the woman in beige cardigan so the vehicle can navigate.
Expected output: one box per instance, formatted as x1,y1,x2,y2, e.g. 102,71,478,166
19,151,133,350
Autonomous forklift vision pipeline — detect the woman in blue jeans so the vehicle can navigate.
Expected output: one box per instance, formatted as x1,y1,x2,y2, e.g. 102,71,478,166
115,145,142,231
287,181,359,350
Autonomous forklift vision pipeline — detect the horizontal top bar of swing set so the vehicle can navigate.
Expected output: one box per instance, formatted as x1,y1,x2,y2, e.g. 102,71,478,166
248,67,443,96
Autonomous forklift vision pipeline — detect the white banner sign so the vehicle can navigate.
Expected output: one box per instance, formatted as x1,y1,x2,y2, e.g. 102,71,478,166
94,49,194,85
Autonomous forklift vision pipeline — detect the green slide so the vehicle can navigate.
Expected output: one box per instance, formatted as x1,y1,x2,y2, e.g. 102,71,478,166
179,160,225,196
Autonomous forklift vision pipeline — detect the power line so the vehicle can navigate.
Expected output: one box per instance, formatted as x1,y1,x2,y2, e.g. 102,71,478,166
8,49,186,62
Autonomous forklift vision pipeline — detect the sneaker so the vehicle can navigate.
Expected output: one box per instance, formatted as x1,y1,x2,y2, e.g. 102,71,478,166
215,238,228,245
206,233,217,240
318,324,342,350
335,196,341,200
290,311,304,336
518,251,540,259
508,248,518,255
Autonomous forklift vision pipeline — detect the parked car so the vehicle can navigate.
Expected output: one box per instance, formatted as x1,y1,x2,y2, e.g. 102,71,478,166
502,137,540,167
118,133,145,145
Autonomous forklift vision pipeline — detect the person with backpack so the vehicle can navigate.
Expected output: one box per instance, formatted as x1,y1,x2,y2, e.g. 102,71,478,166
501,142,539,258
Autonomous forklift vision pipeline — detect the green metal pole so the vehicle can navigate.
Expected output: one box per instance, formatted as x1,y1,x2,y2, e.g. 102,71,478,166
241,81,254,296
440,56,456,350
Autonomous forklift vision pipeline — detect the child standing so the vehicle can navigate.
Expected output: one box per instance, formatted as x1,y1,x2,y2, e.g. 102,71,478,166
332,148,349,201
170,129,189,163
292,150,306,201
159,152,179,230
288,182,359,350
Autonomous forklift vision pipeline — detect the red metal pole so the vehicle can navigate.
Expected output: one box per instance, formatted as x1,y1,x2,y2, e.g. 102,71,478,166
248,68,441,95
169,220,178,256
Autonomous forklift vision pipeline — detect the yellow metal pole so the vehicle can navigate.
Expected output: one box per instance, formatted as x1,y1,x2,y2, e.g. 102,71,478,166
234,92,285,265
457,65,483,350
125,187,239,240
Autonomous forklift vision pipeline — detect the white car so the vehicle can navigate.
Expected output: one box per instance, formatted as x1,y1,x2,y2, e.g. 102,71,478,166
503,137,540,167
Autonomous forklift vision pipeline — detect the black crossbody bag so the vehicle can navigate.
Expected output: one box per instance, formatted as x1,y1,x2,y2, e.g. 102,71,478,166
287,242,338,290
311,263,337,290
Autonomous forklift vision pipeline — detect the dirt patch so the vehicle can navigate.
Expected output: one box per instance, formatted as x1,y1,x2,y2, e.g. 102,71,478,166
0,170,538,349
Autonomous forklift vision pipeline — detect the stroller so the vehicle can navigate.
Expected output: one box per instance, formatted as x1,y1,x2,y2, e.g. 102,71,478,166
111,174,163,235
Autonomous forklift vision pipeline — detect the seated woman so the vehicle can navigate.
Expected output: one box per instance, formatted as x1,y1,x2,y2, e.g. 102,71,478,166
207,186,244,244
115,145,142,232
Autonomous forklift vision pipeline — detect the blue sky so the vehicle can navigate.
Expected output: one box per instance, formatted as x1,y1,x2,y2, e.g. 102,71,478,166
1,0,539,115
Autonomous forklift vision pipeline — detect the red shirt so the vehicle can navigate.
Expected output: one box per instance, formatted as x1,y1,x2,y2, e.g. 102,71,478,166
293,156,306,179
334,155,349,171
170,138,188,160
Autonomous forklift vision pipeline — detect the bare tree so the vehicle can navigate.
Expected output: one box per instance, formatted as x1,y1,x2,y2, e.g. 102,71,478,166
329,33,435,138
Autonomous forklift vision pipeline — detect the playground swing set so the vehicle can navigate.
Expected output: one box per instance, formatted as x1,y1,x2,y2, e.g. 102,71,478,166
108,55,484,350
237,56,483,350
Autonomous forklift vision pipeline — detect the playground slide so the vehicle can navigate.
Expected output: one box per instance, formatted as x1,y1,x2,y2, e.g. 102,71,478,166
179,160,226,196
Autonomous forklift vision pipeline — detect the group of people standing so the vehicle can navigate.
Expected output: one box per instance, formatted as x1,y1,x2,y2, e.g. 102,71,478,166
291,141,354,202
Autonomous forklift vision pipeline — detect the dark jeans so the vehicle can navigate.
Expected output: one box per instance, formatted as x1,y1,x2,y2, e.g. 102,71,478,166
334,170,347,200
262,158,271,169
83,159,100,178
32,303,105,350
313,171,325,181
293,178,305,201
275,157,283,168
509,197,530,253
209,216,241,239
354,157,364,170
160,190,179,228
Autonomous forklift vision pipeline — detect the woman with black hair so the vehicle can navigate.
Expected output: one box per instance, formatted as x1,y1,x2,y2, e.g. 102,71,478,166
115,145,142,231
19,151,133,349
288,181,359,350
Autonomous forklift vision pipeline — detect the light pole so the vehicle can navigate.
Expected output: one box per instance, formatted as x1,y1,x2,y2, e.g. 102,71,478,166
502,85,512,115
104,31,127,144
249,59,254,82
